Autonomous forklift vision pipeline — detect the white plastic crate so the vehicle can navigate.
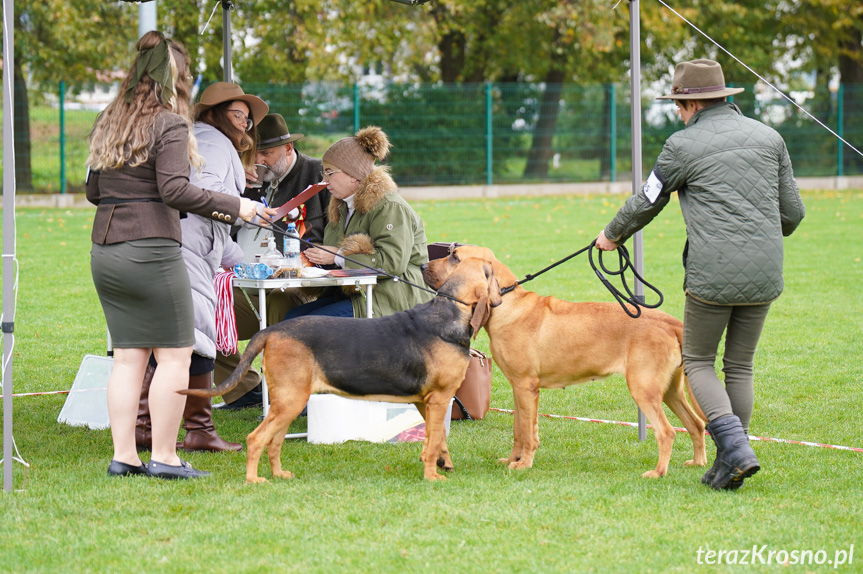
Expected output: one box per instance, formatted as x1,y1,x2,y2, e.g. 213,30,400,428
306,394,452,444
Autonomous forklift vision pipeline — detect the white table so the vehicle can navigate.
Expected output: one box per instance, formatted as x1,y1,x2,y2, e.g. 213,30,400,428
232,273,381,423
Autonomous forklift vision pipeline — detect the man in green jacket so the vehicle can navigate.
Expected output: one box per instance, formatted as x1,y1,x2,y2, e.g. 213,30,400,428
596,59,805,491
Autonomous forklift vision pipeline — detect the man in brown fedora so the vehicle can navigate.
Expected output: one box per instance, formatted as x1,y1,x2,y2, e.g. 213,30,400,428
595,59,805,490
215,113,331,409
235,113,330,259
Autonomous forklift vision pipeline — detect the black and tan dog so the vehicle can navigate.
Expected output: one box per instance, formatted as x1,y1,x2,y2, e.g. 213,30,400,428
180,258,502,483
422,245,707,478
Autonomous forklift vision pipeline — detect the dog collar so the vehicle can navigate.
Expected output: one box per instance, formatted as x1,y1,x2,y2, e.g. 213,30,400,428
436,293,470,306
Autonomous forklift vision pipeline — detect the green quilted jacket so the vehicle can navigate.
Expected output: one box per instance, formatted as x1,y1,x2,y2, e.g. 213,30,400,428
604,102,805,305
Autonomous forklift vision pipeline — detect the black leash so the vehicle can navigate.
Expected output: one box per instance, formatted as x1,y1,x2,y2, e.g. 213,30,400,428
500,241,664,319
242,219,469,306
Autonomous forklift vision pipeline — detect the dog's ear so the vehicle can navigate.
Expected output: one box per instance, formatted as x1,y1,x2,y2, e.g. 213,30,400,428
469,294,491,340
484,262,503,308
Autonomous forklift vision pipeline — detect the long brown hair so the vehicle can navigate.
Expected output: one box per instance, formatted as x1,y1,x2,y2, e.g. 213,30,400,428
193,101,258,168
87,31,201,170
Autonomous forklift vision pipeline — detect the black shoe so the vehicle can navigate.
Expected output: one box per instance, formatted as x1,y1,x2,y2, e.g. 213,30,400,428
706,415,760,490
214,387,263,411
702,428,721,486
107,460,148,477
147,459,211,480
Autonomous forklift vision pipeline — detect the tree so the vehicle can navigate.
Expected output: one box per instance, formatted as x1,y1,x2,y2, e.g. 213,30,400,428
775,0,863,171
9,1,135,191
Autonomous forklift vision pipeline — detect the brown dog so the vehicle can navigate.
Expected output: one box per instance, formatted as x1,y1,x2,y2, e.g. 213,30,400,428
180,257,502,483
422,245,707,478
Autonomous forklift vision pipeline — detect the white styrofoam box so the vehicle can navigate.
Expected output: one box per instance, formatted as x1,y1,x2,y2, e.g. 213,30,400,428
58,354,113,430
306,394,452,444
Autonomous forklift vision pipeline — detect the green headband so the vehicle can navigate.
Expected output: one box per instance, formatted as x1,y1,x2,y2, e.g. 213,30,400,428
124,40,175,106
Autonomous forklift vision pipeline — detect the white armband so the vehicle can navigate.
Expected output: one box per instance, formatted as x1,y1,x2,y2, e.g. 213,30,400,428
642,170,664,204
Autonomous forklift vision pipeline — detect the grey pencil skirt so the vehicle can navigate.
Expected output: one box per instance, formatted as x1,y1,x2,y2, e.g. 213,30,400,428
90,238,195,349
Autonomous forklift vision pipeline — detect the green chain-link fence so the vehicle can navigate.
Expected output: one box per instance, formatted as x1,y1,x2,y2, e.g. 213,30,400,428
6,81,863,193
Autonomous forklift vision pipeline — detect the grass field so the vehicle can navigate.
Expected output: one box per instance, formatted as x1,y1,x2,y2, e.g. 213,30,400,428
1,189,861,573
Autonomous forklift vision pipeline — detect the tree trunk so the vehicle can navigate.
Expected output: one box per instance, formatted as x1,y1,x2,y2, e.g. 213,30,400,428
523,68,565,179
838,27,863,174
599,84,612,180
431,3,466,83
438,30,466,83
812,66,832,123
13,62,33,192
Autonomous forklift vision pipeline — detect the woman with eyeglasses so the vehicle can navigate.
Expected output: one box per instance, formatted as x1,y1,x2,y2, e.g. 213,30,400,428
86,33,274,480
286,126,433,319
134,82,271,455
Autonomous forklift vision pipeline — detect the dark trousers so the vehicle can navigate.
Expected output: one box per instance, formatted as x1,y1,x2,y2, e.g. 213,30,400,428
682,294,771,431
283,295,353,319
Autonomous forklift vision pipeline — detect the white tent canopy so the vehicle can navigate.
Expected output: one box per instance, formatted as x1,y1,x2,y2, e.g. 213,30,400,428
1,0,647,492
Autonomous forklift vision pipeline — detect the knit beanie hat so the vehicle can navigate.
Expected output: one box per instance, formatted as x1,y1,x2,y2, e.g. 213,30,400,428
322,126,391,181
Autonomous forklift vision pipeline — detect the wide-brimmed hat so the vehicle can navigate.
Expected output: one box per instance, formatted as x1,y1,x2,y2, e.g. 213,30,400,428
656,59,744,100
257,113,304,150
194,82,269,125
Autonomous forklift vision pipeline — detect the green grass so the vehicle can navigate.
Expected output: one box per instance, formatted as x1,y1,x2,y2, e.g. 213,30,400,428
1,190,862,572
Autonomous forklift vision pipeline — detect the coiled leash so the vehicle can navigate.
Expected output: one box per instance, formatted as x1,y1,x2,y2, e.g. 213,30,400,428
243,218,469,306
496,241,664,319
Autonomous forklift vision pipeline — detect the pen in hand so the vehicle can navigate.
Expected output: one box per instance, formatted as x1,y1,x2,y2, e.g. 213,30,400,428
260,197,275,221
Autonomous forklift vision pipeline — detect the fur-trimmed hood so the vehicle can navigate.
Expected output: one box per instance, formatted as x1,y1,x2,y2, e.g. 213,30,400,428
326,166,396,225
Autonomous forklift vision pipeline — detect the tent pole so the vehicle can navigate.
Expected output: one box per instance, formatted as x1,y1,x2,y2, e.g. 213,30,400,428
138,1,157,38
3,0,17,492
629,0,648,442
222,1,233,82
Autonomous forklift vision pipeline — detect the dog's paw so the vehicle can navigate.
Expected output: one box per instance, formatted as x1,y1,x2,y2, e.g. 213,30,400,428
273,470,295,479
684,458,707,467
245,476,269,484
641,469,666,479
507,460,532,470
424,473,448,481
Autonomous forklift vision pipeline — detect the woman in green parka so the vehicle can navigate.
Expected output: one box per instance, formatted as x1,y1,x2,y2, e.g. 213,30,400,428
289,126,432,319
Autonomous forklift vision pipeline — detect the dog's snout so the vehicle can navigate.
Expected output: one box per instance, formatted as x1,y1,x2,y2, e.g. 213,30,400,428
421,263,429,272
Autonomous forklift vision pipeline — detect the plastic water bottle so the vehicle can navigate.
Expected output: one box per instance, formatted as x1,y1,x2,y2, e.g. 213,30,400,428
233,263,250,278
283,222,301,269
248,263,274,280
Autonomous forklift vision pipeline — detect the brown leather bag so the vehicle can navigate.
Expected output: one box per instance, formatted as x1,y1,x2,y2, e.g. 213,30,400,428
451,349,492,420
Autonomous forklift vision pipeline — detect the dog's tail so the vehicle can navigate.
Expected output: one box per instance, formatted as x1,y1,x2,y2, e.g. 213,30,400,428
177,329,270,398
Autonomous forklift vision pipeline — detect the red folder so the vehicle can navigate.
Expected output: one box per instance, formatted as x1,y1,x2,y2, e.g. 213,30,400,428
271,182,329,221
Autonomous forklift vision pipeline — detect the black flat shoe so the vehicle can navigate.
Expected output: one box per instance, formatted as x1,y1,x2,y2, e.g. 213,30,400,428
147,459,211,480
107,460,148,477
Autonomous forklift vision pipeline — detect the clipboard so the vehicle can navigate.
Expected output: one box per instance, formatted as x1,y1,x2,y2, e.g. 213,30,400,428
271,182,329,221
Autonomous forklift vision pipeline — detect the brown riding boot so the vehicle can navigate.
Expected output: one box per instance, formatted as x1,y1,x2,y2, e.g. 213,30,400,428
135,364,156,452
177,372,242,452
